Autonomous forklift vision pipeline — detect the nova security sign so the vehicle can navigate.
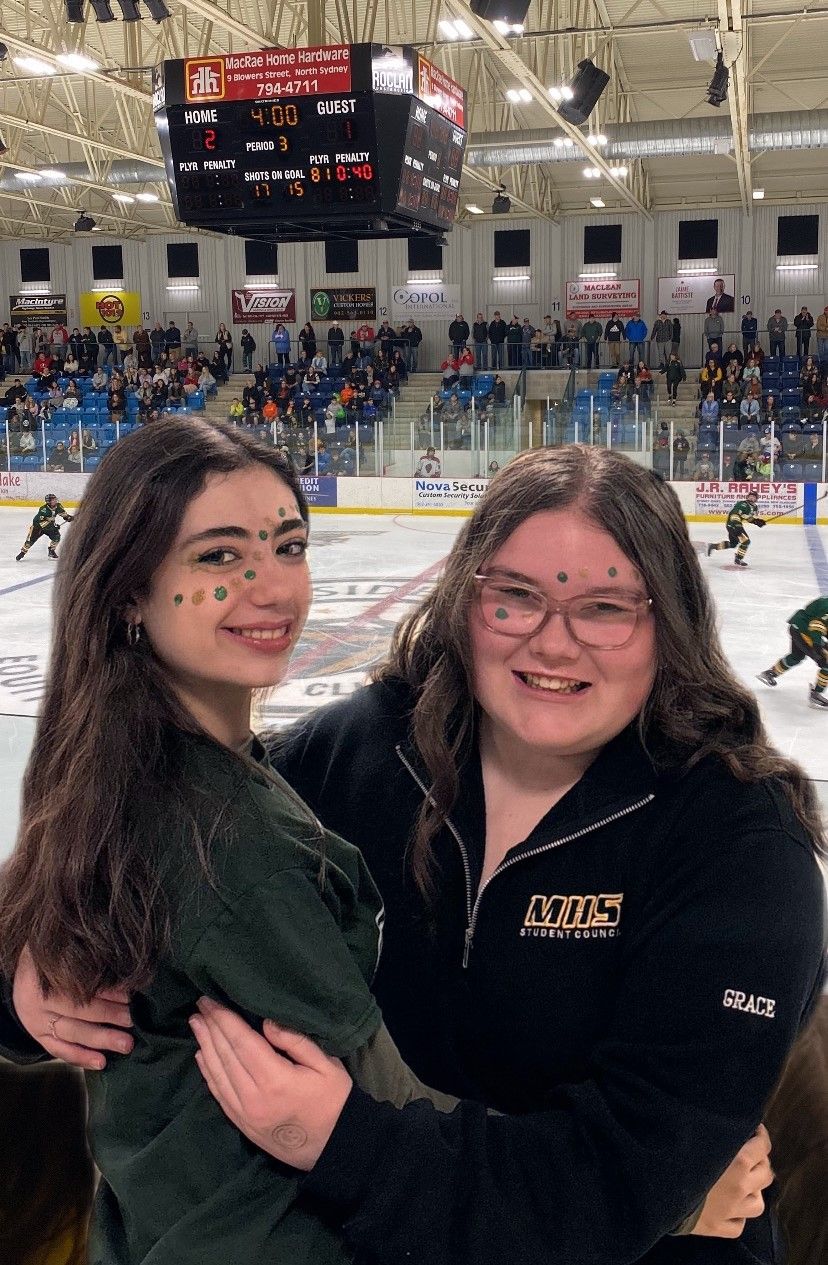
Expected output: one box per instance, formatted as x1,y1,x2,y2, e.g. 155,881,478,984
231,288,297,324
391,283,461,322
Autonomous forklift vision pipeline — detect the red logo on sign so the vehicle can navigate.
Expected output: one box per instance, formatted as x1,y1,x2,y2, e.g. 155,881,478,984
185,58,225,101
95,294,125,324
231,289,296,324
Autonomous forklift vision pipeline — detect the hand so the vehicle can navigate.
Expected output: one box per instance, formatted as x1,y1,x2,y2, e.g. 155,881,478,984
754,519,766,527
190,997,352,1171
691,1125,774,1238
12,945,133,1071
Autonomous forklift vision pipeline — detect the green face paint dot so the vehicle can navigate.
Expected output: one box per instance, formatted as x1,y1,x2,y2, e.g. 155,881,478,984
557,571,568,583
214,586,228,602
244,569,256,581
258,529,269,540
173,594,183,607
494,607,509,621
277,506,286,518
608,566,618,577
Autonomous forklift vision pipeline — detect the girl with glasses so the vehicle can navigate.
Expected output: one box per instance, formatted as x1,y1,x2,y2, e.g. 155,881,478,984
4,445,825,1265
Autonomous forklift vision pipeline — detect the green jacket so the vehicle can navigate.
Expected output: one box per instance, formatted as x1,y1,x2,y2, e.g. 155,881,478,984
86,731,453,1265
581,320,602,342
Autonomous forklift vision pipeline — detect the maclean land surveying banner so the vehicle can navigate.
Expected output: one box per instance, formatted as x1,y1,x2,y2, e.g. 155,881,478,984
565,279,640,321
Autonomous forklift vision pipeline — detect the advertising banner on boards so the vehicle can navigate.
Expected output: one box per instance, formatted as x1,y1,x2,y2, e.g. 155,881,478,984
299,475,338,507
79,290,142,328
310,288,376,322
231,288,296,324
9,293,68,325
413,476,489,511
658,274,736,316
565,279,640,320
693,480,800,519
391,283,461,322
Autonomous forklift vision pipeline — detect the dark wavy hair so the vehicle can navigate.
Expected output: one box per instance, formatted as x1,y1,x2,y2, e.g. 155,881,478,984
0,417,309,1001
375,444,826,895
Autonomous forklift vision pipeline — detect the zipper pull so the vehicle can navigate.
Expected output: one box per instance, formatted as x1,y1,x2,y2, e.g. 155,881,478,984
462,926,473,969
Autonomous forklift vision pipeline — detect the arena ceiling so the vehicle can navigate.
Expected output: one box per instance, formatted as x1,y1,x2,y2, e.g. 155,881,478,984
0,0,827,238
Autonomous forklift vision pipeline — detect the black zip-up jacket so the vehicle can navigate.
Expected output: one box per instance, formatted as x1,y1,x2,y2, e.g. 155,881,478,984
269,679,826,1265
472,321,489,343
488,318,507,345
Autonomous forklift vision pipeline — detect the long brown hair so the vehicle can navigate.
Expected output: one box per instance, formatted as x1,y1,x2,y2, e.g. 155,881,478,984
375,445,826,894
0,417,308,1002
0,1060,94,1265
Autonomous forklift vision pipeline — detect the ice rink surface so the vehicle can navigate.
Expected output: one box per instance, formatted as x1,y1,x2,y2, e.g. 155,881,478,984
1,506,827,860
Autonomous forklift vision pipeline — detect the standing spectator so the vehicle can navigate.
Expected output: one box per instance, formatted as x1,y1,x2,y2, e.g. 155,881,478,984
651,311,672,371
816,306,828,362
604,312,625,366
165,320,182,360
581,313,602,370
670,315,682,358
672,429,690,478
624,312,648,364
16,325,31,370
401,320,422,372
794,307,814,358
448,313,470,358
240,328,256,373
540,315,562,367
113,324,130,366
665,353,686,405
703,309,724,353
272,323,291,366
326,321,344,367
215,323,233,373
505,317,522,368
50,320,69,358
297,322,316,362
767,309,788,359
472,312,488,369
487,310,507,369
377,320,395,359
182,321,199,358
133,325,152,369
652,419,670,476
458,346,474,384
520,317,535,367
741,310,758,356
97,325,115,367
492,372,506,404
355,321,374,356
149,321,165,362
2,324,18,374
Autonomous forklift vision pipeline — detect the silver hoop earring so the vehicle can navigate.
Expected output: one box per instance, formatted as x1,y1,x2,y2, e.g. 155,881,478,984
127,621,142,647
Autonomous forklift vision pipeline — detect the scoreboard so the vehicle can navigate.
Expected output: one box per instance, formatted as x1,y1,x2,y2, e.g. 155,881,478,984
154,45,467,240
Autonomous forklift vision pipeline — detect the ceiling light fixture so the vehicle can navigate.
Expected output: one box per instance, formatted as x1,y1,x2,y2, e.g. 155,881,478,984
14,56,57,75
465,204,484,214
609,166,628,177
775,262,818,272
438,19,460,38
40,168,66,179
753,188,765,200
583,166,600,178
492,273,530,281
587,133,608,145
579,270,617,279
135,191,159,202
677,266,717,275
506,88,520,102
112,192,135,203
590,197,605,208
57,52,100,71
491,19,525,34
15,171,43,182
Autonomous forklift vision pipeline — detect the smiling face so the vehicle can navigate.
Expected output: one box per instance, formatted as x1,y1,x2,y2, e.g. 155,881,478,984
135,465,311,744
469,509,656,766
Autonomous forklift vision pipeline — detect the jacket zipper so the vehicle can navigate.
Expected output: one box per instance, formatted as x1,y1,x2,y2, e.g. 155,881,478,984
395,745,654,969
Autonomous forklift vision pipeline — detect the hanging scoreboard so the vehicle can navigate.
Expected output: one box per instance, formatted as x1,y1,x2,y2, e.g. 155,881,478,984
154,45,467,239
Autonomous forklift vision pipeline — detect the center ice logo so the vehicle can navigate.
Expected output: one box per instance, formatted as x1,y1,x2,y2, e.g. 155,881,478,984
185,58,225,102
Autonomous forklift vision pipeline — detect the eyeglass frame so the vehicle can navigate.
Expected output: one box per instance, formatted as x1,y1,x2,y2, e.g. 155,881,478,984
472,572,653,650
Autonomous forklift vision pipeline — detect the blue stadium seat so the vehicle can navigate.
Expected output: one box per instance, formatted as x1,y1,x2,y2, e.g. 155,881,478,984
781,462,802,480
802,461,823,479
783,356,800,372
802,422,824,434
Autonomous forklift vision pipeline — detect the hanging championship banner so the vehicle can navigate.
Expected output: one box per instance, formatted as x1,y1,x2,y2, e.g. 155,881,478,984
310,287,376,322
79,290,142,327
658,274,736,316
10,293,68,325
231,288,296,323
565,279,640,320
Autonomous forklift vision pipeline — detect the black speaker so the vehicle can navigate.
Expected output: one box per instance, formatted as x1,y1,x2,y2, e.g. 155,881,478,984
558,59,610,125
470,0,531,25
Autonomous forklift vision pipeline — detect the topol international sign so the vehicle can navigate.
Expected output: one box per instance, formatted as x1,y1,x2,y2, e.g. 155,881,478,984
391,283,461,322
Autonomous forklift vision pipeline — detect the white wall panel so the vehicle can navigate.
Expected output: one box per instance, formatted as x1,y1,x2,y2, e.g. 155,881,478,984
1,205,826,366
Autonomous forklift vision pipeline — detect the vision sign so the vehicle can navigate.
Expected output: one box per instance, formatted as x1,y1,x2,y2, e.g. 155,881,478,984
231,287,296,323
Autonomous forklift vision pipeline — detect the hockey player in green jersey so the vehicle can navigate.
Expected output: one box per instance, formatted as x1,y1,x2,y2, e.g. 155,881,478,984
707,491,765,566
757,595,828,710
15,494,74,562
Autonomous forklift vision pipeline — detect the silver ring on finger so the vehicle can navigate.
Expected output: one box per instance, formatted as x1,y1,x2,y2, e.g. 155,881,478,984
48,1015,60,1041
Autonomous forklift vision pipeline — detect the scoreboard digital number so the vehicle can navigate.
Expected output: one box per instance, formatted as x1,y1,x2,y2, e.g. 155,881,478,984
154,44,467,239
